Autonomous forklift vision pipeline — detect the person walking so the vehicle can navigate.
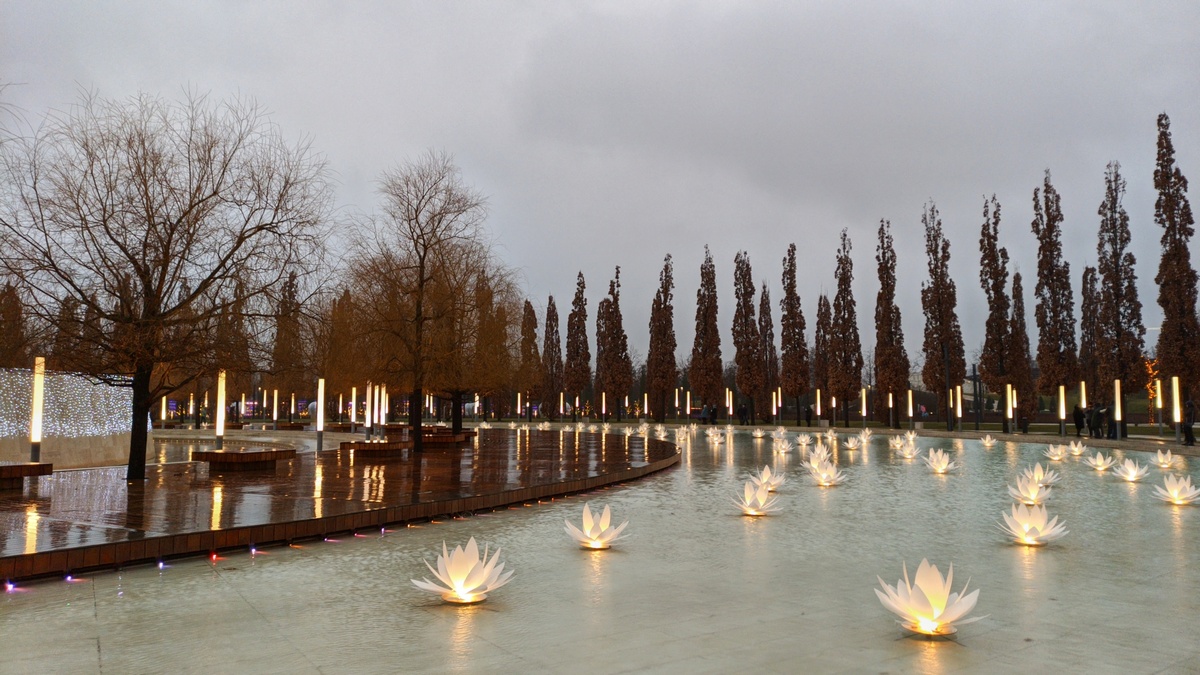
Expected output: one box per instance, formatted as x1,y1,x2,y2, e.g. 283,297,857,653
1073,404,1085,437
1184,400,1196,447
804,404,812,427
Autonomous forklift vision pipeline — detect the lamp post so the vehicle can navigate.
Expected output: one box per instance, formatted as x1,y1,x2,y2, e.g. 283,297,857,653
160,396,167,430
906,389,913,430
215,370,226,450
956,385,963,430
1156,379,1163,436
1057,385,1066,437
30,356,45,462
861,387,868,429
272,389,279,431
1005,383,1013,434
1113,379,1123,438
888,392,894,429
188,392,195,428
1172,376,1182,442
816,388,822,425
316,378,325,452
364,381,373,440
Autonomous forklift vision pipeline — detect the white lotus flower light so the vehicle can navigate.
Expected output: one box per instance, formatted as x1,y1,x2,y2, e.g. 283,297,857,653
861,427,873,439
564,504,629,549
875,559,983,636
1083,452,1117,471
536,421,551,431
519,423,530,432
904,430,918,443
587,424,598,432
752,428,766,438
655,429,668,440
478,421,492,430
509,421,518,429
1153,450,1176,469
1154,475,1200,505
637,422,649,435
775,425,787,436
773,439,794,454
1008,476,1052,505
809,444,831,464
576,421,586,431
623,426,635,436
411,537,514,604
844,436,862,450
896,443,922,460
733,480,781,516
824,429,838,443
654,424,666,435
923,448,957,474
1113,459,1150,482
1021,463,1061,487
1069,440,1087,456
796,433,813,447
601,423,611,433
807,458,846,486
888,436,905,449
707,433,725,446
1043,445,1068,461
688,423,698,433
750,465,787,492
981,435,997,448
725,424,735,433
998,504,1068,546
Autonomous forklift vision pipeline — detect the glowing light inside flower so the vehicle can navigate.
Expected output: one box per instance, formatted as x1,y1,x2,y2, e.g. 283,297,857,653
1153,450,1176,469
998,503,1068,546
896,443,921,460
843,436,862,450
923,449,957,474
1069,441,1087,456
772,439,794,454
1153,475,1200,505
411,537,514,604
1021,463,1060,487
904,430,918,443
1112,459,1150,482
752,428,766,438
806,458,846,486
875,559,983,636
1008,476,1051,505
981,435,997,448
564,504,629,549
733,480,781,515
750,465,787,492
1082,452,1117,471
1044,445,1068,461
796,433,813,447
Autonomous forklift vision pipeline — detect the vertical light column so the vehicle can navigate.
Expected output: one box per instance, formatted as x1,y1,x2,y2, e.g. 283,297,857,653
601,392,606,419
261,389,267,419
272,389,279,431
338,393,343,424
517,392,522,421
888,392,894,429
1113,379,1123,424
560,391,565,417
240,393,246,424
189,393,195,426
956,385,963,425
290,392,296,423
215,370,226,449
350,386,357,432
861,387,867,429
160,396,167,427
1005,383,1013,432
685,391,691,421
906,389,913,430
1058,384,1066,436
1079,381,1088,409
364,382,372,440
316,378,325,452
643,392,649,419
30,356,45,462
1155,379,1163,435
1172,376,1182,442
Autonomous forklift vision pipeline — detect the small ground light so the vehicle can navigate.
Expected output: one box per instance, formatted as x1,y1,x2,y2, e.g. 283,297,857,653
158,561,165,569
5,581,14,592
65,575,72,582
250,546,257,555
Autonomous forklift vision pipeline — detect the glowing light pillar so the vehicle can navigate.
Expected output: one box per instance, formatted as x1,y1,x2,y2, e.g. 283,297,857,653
1079,380,1087,409
1013,389,1019,433
601,392,606,421
272,389,279,431
240,393,246,424
338,393,343,424
1172,376,1182,442
160,396,167,428
30,357,45,462
643,392,648,420
1156,379,1163,436
290,392,296,424
350,386,357,433
1113,379,1123,438
215,370,226,449
189,393,195,427
816,388,822,421
906,389,913,430
888,392,894,429
364,382,372,440
956,385,963,428
315,378,325,452
1005,383,1013,433
1058,385,1066,437
860,387,867,429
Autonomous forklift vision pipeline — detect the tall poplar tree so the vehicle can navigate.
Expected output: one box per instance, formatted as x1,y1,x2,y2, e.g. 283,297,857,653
778,244,810,424
690,246,723,412
978,196,1010,395
829,230,863,426
542,295,563,418
646,254,677,422
919,201,966,427
874,219,909,427
516,300,542,416
732,251,762,422
1008,273,1036,422
595,267,633,420
1153,113,1200,397
1095,161,1146,425
812,294,831,417
758,283,779,421
1031,170,1078,395
563,272,591,418
1079,266,1100,407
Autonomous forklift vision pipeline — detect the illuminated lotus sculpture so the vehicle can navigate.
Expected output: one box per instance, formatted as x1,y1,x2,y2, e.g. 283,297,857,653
519,423,530,432
564,504,629,549
411,537,514,604
860,427,873,439
587,424,598,432
981,435,997,448
824,429,839,444
751,465,787,492
536,421,551,431
904,430,918,443
808,444,831,464
1082,452,1117,471
923,449,957,474
752,428,767,438
1153,450,1177,469
896,443,921,460
725,424,735,433
623,426,635,437
654,424,666,436
1043,445,1068,461
998,504,1068,546
844,436,862,450
478,421,492,430
1008,476,1051,505
576,421,586,431
1113,459,1150,482
601,423,611,433
1021,463,1061,487
1069,440,1087,456
875,559,983,636
508,421,518,429
774,425,787,437
1153,475,1200,505
707,433,725,446
807,458,846,486
655,429,668,440
637,422,650,436
773,439,794,454
733,480,781,516
796,433,813,447
888,436,905,450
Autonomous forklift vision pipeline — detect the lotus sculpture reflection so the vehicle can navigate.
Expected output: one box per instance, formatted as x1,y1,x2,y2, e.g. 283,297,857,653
733,480,781,516
1044,445,1068,461
998,504,1068,546
923,449,957,474
564,504,629,549
807,458,846,486
750,465,787,492
411,537,514,604
1083,452,1117,471
1154,450,1177,469
876,559,983,636
1021,463,1061,487
1069,440,1087,456
1008,476,1052,505
1154,475,1200,505
981,435,997,448
1113,459,1150,482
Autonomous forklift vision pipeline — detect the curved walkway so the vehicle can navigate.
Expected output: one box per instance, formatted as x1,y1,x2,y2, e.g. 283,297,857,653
0,429,679,581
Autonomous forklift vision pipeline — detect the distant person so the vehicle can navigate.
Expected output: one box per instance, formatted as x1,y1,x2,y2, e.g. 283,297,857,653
738,404,748,426
1185,401,1196,447
1094,407,1107,439
1072,404,1085,437
700,404,709,425
804,405,812,427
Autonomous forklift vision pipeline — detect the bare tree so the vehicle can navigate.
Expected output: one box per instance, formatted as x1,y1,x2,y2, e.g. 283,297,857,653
0,91,331,479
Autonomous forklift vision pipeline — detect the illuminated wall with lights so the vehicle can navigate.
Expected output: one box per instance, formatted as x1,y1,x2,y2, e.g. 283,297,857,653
0,368,132,439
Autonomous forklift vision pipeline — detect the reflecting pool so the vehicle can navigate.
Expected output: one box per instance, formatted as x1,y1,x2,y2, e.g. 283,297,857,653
3,431,1198,673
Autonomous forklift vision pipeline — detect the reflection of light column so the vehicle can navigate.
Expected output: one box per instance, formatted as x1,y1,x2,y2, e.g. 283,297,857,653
272,389,279,431
1172,376,1182,442
316,378,325,452
215,370,226,449
1058,384,1066,436
30,356,45,462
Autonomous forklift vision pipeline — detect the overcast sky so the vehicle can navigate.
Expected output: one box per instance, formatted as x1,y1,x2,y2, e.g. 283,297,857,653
4,1,1199,373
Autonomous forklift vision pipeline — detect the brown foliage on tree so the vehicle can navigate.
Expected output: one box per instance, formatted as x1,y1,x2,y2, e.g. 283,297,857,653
689,246,723,408
1153,113,1200,396
541,295,563,418
1008,273,1036,420
1095,161,1146,405
563,273,591,408
1031,170,1078,394
732,251,763,421
471,274,517,418
919,202,966,423
977,196,1010,393
0,92,330,479
595,267,633,420
1078,266,1100,402
0,282,30,368
646,254,677,422
516,300,543,408
758,283,779,421
269,272,307,398
829,230,864,426
778,244,810,422
874,220,909,426
812,294,832,411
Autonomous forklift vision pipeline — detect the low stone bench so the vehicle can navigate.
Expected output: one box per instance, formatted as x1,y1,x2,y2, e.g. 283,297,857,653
0,462,53,490
192,447,296,471
339,439,414,457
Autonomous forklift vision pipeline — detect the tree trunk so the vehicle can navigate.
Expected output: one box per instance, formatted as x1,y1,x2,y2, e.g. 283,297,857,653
409,388,423,452
127,363,153,481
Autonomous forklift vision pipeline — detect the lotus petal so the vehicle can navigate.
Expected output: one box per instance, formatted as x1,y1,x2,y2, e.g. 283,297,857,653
1113,459,1150,482
1082,452,1117,471
733,479,781,515
923,449,957,474
1044,445,1068,461
1153,475,1200,505
1008,476,1051,504
1154,450,1176,469
981,435,997,448
876,559,984,635
1068,441,1087,456
411,537,513,603
998,503,1068,545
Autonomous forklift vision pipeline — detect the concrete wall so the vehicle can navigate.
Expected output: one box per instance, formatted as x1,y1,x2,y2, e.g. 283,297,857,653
0,433,147,469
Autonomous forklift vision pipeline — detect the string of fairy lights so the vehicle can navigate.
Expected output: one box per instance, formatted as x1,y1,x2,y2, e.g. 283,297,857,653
0,368,133,439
